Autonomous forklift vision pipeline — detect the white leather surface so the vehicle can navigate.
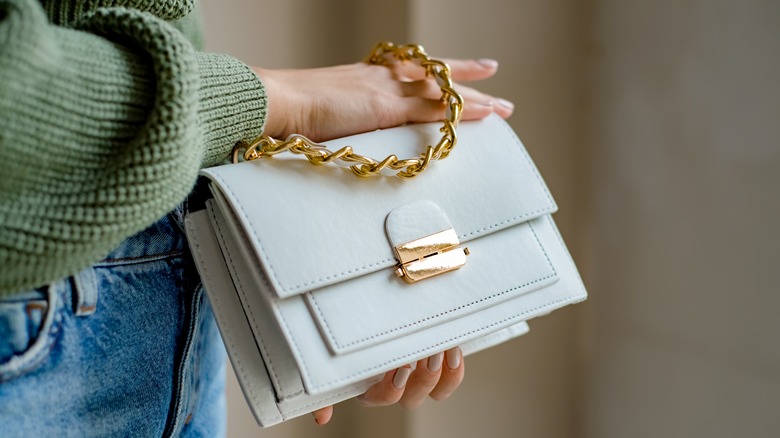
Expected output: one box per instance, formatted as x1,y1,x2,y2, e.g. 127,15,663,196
208,175,583,393
385,200,454,247
200,114,557,299
459,321,530,355
274,215,585,394
186,208,531,427
197,115,586,394
305,220,557,355
205,200,305,401
185,210,283,425
187,210,382,425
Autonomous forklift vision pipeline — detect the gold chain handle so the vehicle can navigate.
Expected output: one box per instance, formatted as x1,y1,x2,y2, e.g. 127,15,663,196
231,42,464,179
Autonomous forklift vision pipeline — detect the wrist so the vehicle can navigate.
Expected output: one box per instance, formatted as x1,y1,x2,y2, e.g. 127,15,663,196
251,67,288,139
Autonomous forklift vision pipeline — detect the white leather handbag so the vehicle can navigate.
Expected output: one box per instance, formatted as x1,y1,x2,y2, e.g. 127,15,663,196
185,43,586,426
183,43,587,427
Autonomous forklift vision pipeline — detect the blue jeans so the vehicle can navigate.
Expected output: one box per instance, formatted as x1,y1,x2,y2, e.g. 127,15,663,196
0,205,227,437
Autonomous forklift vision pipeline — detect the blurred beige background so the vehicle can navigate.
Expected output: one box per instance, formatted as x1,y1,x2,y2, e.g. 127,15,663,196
200,0,780,437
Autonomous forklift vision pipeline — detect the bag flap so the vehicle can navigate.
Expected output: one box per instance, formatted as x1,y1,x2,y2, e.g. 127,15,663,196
200,114,556,299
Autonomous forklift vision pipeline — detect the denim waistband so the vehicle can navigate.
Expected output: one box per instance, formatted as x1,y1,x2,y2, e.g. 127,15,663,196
96,182,214,265
96,204,187,265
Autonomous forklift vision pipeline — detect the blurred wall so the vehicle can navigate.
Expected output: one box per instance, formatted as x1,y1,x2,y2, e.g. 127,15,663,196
200,0,780,437
581,1,780,436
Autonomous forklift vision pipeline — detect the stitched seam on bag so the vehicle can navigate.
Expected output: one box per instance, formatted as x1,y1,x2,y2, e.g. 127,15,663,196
213,176,288,292
280,389,305,400
285,207,552,292
187,221,282,424
458,208,551,240
310,275,554,350
309,220,559,350
241,232,312,402
529,220,557,277
211,157,556,294
213,176,396,292
209,207,289,399
314,278,553,348
288,258,396,291
305,295,577,392
273,297,317,398
258,290,308,400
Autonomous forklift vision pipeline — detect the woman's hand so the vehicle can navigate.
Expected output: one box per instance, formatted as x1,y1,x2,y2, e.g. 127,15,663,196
311,347,465,425
253,58,513,142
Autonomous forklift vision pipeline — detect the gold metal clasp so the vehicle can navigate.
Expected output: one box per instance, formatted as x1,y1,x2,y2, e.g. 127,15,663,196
393,228,469,283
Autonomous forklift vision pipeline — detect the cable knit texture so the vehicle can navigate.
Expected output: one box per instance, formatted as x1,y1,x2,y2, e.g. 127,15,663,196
0,0,267,297
41,0,195,25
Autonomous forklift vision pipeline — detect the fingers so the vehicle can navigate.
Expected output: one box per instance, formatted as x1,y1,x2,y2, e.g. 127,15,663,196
391,57,514,120
313,350,464,425
399,352,445,409
447,58,500,81
429,347,465,401
311,405,333,425
399,79,514,122
401,95,512,124
358,348,465,411
356,366,412,407
398,79,442,99
453,85,515,119
393,58,500,82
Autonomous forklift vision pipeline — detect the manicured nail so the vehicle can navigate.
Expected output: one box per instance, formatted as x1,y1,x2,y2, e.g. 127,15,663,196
497,98,515,109
478,58,499,69
393,366,412,389
427,352,444,372
445,348,461,370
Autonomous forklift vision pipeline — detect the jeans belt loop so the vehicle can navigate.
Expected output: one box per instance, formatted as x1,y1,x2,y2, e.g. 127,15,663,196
72,268,98,317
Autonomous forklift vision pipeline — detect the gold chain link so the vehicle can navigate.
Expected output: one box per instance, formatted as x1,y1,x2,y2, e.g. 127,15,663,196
231,42,463,179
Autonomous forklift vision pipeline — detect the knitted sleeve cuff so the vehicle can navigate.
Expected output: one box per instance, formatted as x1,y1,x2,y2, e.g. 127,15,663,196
195,52,268,167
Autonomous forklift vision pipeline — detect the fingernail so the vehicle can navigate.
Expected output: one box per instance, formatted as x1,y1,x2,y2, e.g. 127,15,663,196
427,352,444,372
478,58,499,69
497,98,515,109
445,348,461,370
393,366,412,389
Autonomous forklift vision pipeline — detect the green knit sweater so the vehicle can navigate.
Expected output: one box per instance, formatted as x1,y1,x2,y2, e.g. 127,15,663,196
0,0,268,297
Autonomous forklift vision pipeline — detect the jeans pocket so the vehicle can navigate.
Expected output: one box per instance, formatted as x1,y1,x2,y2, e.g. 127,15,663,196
0,287,61,383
